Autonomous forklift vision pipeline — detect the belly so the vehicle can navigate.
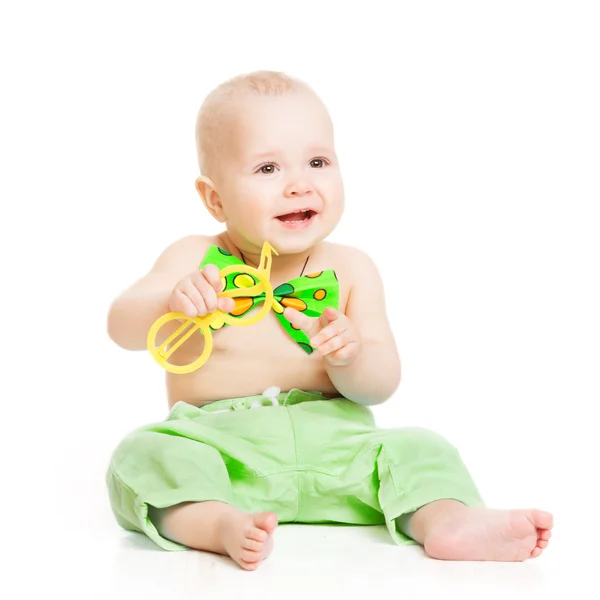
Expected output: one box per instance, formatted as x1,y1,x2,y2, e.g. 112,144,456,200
164,313,338,407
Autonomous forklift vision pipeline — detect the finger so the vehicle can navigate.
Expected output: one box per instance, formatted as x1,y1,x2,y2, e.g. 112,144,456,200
320,307,340,326
310,318,348,349
202,264,223,292
180,280,208,316
170,289,200,318
217,296,236,313
323,341,359,366
191,272,219,313
283,307,320,337
316,332,348,357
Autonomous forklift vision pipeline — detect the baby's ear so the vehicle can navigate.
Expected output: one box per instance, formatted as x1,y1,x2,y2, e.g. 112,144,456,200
195,176,226,222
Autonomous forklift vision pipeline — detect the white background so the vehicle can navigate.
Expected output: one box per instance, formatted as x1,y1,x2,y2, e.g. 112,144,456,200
1,1,598,598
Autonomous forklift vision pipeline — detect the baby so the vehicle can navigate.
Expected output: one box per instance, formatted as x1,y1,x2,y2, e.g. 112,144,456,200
106,70,553,570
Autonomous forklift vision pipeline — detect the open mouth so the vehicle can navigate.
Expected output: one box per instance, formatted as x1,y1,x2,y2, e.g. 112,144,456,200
275,209,316,223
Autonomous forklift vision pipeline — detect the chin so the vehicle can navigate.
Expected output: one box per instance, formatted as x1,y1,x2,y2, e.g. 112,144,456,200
265,238,308,255
268,228,325,255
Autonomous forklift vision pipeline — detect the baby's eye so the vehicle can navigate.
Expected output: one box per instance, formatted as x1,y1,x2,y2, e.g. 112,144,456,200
258,163,277,174
310,158,328,168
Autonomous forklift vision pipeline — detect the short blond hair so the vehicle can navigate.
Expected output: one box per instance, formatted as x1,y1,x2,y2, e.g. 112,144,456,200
195,70,310,176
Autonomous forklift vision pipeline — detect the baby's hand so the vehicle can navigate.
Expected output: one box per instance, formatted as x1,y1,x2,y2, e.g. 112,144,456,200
169,264,236,318
283,307,360,367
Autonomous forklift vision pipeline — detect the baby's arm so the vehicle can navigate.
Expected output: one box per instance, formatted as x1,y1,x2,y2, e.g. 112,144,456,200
327,248,401,405
107,235,209,350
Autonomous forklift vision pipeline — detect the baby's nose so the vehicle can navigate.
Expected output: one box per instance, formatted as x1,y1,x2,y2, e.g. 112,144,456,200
284,178,313,197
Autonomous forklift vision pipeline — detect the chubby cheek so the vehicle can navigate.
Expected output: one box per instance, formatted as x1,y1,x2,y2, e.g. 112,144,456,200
320,177,345,220
226,188,272,231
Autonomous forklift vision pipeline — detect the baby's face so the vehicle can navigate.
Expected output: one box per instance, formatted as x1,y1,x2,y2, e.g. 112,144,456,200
212,90,344,255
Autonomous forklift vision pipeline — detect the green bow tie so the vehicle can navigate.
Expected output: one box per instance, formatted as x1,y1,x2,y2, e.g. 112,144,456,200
200,245,339,354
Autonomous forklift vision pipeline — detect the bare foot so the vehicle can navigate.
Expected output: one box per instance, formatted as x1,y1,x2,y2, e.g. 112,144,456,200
422,503,553,562
217,510,278,570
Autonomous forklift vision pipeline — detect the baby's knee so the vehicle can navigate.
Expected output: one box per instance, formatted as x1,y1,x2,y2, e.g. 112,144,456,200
109,427,159,467
381,427,459,455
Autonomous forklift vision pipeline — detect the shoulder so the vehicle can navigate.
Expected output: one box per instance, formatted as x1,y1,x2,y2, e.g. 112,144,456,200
151,234,216,275
315,243,383,310
318,241,380,275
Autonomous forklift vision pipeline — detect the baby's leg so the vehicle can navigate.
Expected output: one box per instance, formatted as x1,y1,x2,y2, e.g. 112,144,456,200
366,426,553,561
149,501,278,570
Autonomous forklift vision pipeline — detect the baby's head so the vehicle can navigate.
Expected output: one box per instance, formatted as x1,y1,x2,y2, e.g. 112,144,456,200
195,70,344,256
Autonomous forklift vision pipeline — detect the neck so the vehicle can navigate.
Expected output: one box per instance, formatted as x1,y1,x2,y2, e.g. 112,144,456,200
217,232,313,275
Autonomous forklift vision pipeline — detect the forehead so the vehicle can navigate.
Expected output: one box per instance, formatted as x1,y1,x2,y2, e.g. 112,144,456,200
228,91,334,155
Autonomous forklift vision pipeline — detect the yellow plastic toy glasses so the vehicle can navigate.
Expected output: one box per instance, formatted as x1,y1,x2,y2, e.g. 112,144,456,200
147,242,277,374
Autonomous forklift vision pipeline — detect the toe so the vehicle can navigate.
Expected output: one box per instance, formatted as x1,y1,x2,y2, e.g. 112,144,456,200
243,538,263,552
530,546,542,558
241,548,262,563
531,509,553,530
538,529,552,541
239,558,261,571
253,512,278,534
247,527,268,543
537,540,549,549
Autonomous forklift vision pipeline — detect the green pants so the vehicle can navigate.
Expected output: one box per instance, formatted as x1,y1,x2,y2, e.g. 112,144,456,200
106,389,484,551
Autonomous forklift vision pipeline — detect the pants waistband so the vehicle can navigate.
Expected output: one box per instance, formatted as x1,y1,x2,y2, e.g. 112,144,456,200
199,388,339,414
